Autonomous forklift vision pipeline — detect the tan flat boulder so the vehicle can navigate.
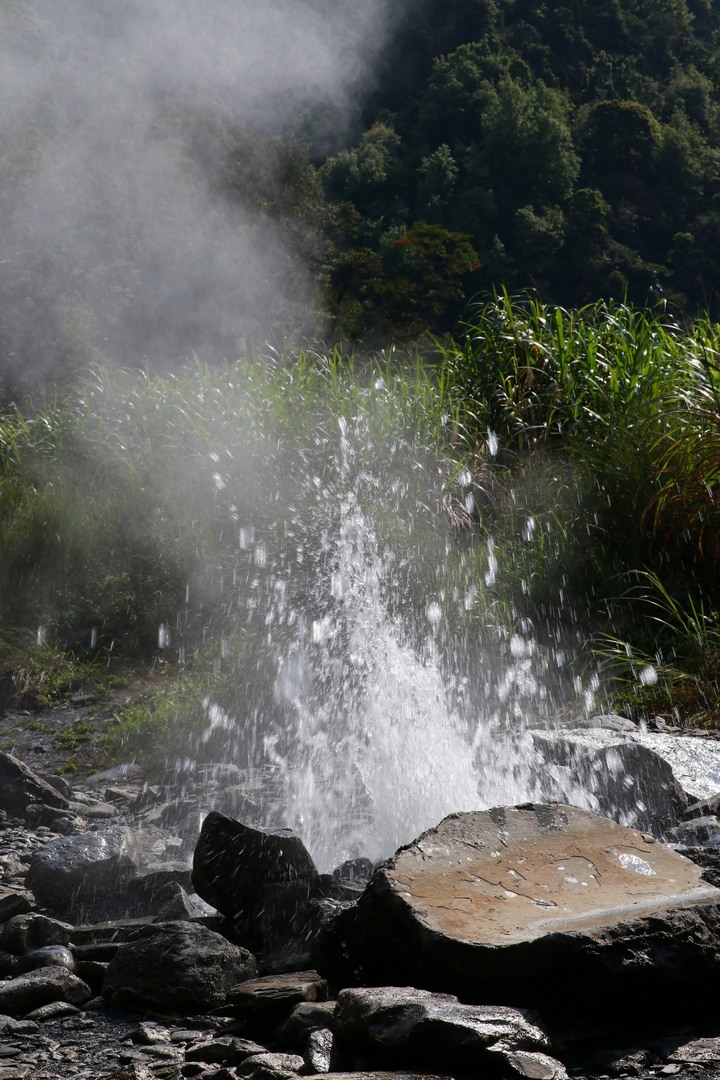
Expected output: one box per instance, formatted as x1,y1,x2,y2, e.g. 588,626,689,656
321,804,720,1023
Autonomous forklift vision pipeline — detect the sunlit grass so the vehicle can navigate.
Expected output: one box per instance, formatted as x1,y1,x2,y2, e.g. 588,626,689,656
1,296,720,745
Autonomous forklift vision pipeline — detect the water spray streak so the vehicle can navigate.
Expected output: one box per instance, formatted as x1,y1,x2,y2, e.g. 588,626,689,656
198,411,592,871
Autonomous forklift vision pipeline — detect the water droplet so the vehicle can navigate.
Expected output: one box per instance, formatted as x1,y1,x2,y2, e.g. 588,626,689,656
638,665,658,686
426,601,442,628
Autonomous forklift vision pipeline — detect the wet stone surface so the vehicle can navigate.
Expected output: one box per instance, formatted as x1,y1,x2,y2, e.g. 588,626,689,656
3,702,720,1077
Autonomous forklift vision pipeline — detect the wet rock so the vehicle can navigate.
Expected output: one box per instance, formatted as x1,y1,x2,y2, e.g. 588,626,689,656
152,880,211,921
0,966,92,1015
276,1001,337,1049
25,825,142,919
25,999,80,1021
0,951,22,977
237,1050,305,1076
185,1037,269,1065
0,1015,39,1035
74,957,109,993
192,812,319,932
81,763,144,786
532,727,720,836
665,1035,720,1064
192,811,334,963
304,1026,334,1073
20,944,76,973
529,730,689,836
0,885,33,921
0,751,71,818
332,858,374,885
69,799,120,820
103,920,257,1013
228,970,328,1022
504,1051,568,1079
332,986,550,1078
0,912,72,954
321,804,720,1023
671,814,720,843
593,713,640,732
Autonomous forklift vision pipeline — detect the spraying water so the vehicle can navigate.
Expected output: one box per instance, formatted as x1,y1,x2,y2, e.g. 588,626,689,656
194,404,591,871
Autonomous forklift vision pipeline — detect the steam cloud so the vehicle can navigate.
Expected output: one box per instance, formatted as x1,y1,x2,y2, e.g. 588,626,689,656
0,0,406,389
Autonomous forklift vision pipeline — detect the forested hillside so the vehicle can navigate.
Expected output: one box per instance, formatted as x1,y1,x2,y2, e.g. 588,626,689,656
324,0,720,335
1,0,720,397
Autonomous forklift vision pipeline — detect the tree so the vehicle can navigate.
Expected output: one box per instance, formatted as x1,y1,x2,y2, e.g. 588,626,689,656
415,144,459,224
371,223,482,336
479,78,580,210
578,99,661,178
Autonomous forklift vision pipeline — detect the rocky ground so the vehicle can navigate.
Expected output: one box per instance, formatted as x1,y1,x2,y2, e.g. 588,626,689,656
3,700,720,1080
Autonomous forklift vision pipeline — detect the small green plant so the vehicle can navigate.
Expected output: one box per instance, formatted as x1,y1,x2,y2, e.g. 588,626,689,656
593,571,720,727
55,720,94,750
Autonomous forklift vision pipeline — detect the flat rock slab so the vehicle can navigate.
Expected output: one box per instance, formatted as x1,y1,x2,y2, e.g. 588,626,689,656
228,970,328,1012
332,986,556,1078
388,805,710,944
324,804,720,1019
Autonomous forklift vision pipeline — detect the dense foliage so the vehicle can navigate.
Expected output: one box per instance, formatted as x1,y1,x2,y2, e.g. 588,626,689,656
0,301,719,753
325,0,720,335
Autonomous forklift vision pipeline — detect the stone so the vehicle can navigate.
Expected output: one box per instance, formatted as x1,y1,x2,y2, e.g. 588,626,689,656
152,881,210,921
24,1000,80,1021
227,971,328,1015
68,800,120,820
0,913,72,954
529,730,689,836
0,952,22,978
304,1026,334,1073
0,885,33,921
81,763,144,786
532,727,720,836
103,920,257,1013
666,1036,720,1064
0,967,91,1016
0,1016,39,1035
0,752,71,816
276,1001,337,1049
332,987,550,1078
185,1038,269,1065
236,1051,305,1076
25,826,143,919
21,944,76,972
192,812,319,929
321,804,720,1022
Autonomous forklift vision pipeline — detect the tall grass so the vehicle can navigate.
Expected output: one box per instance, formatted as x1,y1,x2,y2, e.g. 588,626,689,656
0,345,468,662
442,292,720,721
1,296,719,737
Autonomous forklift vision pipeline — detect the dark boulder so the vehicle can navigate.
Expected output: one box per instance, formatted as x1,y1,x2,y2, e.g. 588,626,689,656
0,967,92,1016
192,811,329,960
26,825,142,920
192,811,319,923
103,919,257,1013
331,986,557,1079
1,912,73,954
